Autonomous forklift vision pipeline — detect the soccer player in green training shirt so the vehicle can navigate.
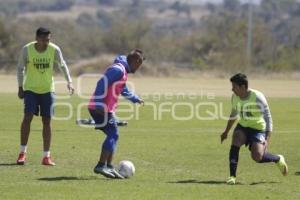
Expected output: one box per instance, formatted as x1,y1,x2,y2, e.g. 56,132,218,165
220,73,288,185
16,27,74,166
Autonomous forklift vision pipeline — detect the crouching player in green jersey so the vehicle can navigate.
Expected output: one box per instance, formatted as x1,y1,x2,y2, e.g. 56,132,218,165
220,73,288,185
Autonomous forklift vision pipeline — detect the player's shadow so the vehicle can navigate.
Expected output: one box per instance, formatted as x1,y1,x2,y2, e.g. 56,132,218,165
168,179,243,185
295,171,300,176
0,163,18,167
249,181,279,185
37,176,99,181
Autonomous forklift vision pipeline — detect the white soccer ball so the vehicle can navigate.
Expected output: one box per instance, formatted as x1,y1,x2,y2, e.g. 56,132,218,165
118,160,135,178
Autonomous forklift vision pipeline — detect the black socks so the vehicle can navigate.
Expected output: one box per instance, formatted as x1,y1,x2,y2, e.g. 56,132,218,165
259,152,280,163
229,145,240,177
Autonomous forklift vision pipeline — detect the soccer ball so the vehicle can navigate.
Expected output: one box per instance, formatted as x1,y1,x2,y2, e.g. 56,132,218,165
118,160,135,178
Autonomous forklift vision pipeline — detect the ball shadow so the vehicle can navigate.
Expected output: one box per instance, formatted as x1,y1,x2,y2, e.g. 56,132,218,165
295,171,300,176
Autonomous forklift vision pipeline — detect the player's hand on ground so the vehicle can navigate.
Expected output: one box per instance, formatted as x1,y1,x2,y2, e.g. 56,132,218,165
18,87,24,99
220,132,228,144
67,82,74,95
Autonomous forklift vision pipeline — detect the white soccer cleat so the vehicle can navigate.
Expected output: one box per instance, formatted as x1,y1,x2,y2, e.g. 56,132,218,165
276,155,288,176
94,165,115,179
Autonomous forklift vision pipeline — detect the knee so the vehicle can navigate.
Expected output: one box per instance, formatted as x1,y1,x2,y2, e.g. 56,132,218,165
251,152,263,162
109,132,119,142
23,114,33,124
105,126,119,141
103,133,119,152
42,117,51,126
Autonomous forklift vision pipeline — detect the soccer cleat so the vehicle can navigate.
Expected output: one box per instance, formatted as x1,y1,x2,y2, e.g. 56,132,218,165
16,152,26,165
107,167,124,179
94,165,115,179
226,176,236,185
116,120,128,127
276,155,288,176
42,157,56,166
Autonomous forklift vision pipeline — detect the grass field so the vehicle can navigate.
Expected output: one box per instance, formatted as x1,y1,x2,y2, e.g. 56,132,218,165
0,77,300,200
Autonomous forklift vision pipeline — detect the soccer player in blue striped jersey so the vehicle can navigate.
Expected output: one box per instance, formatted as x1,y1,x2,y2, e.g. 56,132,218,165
220,73,288,185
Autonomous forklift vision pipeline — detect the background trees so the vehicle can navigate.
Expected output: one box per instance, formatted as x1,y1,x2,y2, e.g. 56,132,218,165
1,0,300,74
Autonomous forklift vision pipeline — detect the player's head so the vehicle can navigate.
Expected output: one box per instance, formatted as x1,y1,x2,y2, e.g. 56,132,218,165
127,49,145,73
35,27,51,47
230,73,248,96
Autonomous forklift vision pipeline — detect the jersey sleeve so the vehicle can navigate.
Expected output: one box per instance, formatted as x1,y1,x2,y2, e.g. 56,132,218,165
230,94,238,119
256,92,273,132
54,47,72,83
121,84,141,103
16,46,27,87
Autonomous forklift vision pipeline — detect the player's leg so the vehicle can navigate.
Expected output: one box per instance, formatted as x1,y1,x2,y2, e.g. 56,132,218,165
17,113,34,165
95,113,119,165
42,117,51,152
89,110,124,179
107,152,113,168
250,133,288,176
92,112,117,178
250,132,279,163
95,143,121,179
88,109,109,173
40,92,55,166
17,91,37,165
94,149,116,178
41,116,55,165
20,113,34,149
227,125,247,184
98,114,124,179
100,121,124,179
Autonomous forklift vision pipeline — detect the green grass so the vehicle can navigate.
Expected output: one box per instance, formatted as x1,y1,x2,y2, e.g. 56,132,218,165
0,93,300,200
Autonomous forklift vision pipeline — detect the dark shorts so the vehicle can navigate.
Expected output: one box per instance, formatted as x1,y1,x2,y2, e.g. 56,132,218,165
234,124,266,149
88,109,117,131
24,91,55,117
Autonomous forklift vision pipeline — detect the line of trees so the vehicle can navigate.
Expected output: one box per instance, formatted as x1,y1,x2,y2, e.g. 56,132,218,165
1,0,300,75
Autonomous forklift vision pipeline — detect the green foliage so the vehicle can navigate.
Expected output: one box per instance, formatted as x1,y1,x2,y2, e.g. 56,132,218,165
0,18,15,71
194,0,300,72
97,0,115,6
1,0,300,74
0,0,74,15
102,17,151,54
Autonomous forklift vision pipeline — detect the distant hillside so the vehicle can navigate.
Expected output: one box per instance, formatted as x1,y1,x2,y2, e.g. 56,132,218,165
1,0,300,76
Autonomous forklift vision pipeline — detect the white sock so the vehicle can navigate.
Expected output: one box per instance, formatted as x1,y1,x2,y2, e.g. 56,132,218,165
43,151,50,157
20,145,27,153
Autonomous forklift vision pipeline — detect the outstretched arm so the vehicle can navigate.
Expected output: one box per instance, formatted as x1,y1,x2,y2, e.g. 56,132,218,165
121,84,144,105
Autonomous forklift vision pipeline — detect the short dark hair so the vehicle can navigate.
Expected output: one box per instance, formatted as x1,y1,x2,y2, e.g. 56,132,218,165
36,27,51,37
127,49,145,63
230,73,248,88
